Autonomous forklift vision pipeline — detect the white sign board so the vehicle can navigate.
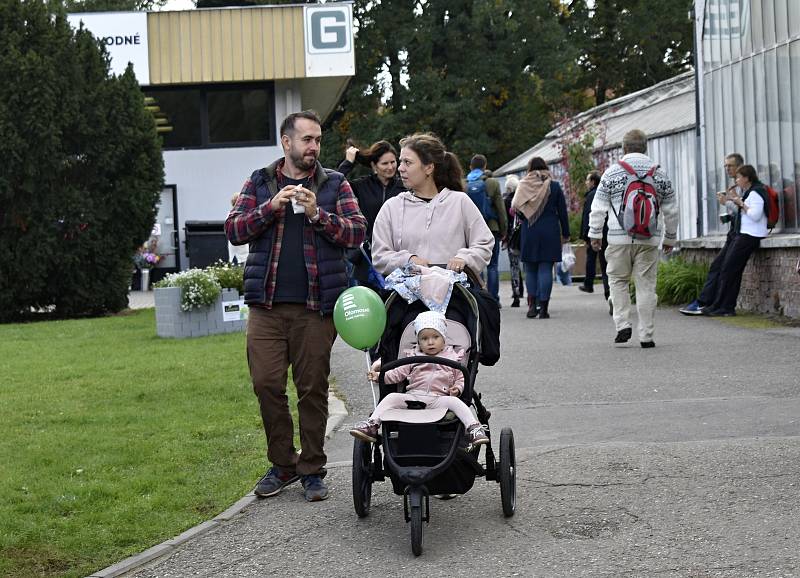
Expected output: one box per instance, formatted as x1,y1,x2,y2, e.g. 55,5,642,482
67,12,150,85
304,5,355,78
222,300,249,322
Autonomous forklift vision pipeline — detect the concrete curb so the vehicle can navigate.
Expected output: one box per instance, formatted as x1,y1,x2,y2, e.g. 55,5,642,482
325,389,349,439
89,392,349,578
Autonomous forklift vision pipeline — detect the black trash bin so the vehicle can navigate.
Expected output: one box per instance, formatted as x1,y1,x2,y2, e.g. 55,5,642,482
184,221,228,269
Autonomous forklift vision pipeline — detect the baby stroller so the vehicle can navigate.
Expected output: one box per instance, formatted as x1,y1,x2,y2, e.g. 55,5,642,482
351,281,516,556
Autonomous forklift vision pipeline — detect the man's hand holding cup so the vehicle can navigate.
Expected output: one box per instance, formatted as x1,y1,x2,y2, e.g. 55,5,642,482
270,185,298,213
291,185,318,219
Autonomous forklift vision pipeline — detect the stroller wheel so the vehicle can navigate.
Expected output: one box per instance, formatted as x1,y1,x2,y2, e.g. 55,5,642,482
410,504,424,556
499,427,516,517
352,438,373,517
405,489,427,556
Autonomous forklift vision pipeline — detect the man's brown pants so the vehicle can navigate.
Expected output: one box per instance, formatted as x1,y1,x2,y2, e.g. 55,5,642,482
247,304,337,476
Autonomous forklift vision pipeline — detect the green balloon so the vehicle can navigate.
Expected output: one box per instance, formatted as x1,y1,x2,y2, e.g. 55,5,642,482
333,286,387,350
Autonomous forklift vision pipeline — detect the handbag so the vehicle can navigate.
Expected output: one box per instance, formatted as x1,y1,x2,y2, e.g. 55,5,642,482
508,223,521,252
560,243,576,272
508,215,522,252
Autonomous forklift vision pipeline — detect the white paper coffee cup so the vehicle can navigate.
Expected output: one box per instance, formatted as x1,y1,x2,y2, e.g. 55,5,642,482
291,197,305,214
291,187,305,214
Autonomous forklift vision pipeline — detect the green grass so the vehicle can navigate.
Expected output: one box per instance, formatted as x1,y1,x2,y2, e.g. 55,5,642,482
0,309,292,578
716,312,795,330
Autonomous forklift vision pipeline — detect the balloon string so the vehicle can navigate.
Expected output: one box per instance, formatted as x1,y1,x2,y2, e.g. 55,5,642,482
365,349,378,408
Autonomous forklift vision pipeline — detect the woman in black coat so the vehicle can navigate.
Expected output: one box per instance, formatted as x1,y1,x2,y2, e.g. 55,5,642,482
514,157,570,319
338,140,404,289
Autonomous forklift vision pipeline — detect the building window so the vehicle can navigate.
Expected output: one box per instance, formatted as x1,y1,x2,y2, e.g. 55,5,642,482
144,83,275,150
147,89,203,149
207,88,271,145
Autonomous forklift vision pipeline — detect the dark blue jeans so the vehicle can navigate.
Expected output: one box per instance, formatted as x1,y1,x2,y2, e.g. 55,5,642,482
524,261,554,302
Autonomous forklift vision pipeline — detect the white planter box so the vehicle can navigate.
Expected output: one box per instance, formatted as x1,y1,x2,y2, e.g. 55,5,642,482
154,287,246,338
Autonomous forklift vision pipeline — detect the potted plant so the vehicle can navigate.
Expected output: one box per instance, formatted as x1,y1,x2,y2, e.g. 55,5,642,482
153,266,247,338
133,240,162,291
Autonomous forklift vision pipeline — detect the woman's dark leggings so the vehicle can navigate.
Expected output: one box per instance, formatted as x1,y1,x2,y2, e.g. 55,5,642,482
709,233,761,313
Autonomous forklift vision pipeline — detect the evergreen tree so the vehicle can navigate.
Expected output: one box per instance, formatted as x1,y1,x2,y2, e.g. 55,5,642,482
0,0,163,321
562,0,694,105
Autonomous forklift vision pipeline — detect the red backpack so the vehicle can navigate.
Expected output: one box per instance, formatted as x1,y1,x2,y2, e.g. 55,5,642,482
763,185,780,229
614,161,660,240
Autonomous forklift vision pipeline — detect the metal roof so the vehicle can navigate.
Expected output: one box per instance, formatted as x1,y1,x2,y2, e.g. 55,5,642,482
495,71,696,176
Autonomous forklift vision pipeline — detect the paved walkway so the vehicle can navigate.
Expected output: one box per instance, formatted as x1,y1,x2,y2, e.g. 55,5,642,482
128,290,155,310
101,281,800,577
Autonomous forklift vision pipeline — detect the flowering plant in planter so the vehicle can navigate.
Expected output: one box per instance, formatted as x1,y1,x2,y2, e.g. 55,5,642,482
134,237,162,269
155,269,221,311
207,260,245,293
135,251,161,269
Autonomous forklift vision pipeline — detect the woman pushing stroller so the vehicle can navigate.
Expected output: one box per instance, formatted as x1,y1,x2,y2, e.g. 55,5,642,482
350,310,489,446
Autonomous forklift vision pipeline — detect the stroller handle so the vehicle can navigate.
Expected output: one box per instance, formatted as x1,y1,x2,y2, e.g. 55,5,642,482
377,355,472,403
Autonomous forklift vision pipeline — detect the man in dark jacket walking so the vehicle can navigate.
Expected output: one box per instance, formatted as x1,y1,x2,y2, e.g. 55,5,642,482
226,110,366,502
579,171,610,302
466,154,507,304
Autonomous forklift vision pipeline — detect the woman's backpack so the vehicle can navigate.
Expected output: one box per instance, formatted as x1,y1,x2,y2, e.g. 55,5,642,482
763,185,780,229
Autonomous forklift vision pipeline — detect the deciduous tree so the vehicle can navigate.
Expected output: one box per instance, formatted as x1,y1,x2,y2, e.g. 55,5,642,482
323,0,583,172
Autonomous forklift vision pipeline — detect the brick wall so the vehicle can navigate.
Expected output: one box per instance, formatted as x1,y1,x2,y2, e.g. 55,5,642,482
680,239,800,319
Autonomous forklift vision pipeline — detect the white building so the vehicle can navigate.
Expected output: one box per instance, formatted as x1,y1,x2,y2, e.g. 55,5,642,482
69,3,355,275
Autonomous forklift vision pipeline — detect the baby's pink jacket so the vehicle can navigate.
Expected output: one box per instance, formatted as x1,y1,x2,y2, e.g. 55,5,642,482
382,345,465,396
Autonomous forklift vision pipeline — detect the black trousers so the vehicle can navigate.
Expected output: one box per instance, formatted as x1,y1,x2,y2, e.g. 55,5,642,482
697,228,735,307
584,241,610,299
708,233,761,313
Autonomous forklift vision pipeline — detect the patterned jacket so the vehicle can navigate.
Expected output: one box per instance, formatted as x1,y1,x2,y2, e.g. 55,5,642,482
588,153,679,247
225,159,367,313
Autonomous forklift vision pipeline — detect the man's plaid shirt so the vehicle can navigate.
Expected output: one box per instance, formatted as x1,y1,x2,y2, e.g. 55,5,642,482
226,160,366,311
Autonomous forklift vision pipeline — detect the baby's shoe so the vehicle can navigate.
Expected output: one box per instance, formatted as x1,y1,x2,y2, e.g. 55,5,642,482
467,424,489,446
350,418,379,443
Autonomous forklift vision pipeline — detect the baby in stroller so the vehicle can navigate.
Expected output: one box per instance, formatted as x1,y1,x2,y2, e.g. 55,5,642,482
349,310,489,446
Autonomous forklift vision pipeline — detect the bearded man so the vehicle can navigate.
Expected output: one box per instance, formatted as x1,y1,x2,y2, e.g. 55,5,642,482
225,110,366,502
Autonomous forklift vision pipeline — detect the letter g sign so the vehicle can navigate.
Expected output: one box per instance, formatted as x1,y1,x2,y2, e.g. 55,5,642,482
308,8,351,53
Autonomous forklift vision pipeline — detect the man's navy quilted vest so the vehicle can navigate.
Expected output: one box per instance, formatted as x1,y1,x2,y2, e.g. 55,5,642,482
243,162,348,314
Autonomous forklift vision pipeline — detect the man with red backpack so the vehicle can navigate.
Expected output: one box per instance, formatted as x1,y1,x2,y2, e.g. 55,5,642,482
588,129,679,348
